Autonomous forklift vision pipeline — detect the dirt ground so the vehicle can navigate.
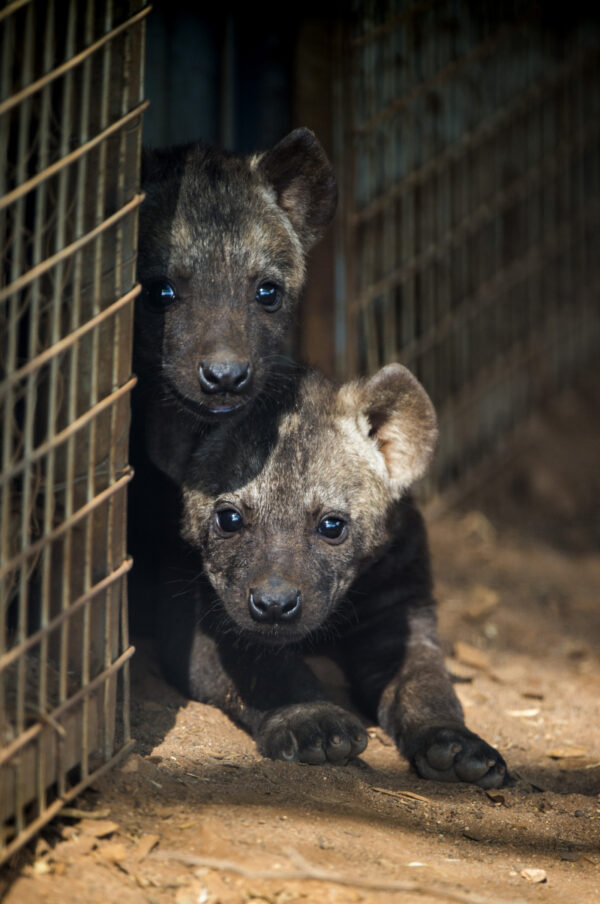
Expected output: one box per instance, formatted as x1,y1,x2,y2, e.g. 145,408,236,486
3,373,600,904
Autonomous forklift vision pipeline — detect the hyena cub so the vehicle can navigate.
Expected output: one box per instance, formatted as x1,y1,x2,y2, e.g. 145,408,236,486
133,128,337,479
163,363,507,787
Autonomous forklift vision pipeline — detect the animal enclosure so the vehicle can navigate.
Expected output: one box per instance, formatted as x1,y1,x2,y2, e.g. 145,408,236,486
0,0,147,863
1,0,599,868
334,1,600,500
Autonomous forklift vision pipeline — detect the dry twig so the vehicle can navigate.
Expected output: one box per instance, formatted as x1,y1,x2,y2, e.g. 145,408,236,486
149,847,524,904
58,807,111,820
370,786,431,804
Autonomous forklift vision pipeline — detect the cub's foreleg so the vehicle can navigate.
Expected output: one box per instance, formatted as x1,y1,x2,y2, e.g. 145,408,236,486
158,584,367,765
378,602,506,787
342,573,507,787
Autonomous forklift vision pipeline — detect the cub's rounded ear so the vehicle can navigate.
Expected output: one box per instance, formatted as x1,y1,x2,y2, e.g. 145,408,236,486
340,363,438,495
257,128,337,250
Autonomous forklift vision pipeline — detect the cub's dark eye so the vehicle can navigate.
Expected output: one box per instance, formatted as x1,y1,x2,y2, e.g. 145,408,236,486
215,508,244,534
143,280,178,309
255,281,282,312
317,516,348,544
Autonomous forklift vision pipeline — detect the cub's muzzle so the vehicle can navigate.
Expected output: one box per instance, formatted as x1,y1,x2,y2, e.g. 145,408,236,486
248,582,302,624
198,358,252,395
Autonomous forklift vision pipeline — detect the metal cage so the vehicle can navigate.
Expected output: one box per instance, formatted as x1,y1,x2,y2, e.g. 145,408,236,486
2,0,599,867
336,1,600,499
0,0,148,863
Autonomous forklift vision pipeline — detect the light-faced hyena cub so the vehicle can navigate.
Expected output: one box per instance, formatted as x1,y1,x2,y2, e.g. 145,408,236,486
129,130,336,627
162,363,507,787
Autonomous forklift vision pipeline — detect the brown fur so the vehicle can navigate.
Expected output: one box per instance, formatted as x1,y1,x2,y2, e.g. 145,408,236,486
158,363,507,787
134,128,337,469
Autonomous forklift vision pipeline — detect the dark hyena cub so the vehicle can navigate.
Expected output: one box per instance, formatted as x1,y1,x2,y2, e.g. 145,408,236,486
163,363,507,787
133,128,337,479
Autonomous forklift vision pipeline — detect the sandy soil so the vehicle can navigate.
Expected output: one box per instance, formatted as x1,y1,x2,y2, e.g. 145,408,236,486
2,374,600,904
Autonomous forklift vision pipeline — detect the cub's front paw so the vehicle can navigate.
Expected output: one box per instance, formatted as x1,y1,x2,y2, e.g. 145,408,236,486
412,726,507,788
257,702,368,765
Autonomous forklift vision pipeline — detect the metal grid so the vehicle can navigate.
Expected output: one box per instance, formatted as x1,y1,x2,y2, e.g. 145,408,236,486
336,0,600,497
0,0,148,863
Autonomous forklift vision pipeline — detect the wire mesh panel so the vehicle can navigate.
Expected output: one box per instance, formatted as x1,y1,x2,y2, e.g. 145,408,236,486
0,0,148,863
337,1,600,497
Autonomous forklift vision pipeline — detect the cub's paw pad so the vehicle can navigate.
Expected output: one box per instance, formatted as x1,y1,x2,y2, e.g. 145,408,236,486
413,726,507,788
257,702,368,765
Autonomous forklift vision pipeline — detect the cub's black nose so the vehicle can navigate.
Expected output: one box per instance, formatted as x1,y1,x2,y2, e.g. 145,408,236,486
198,359,251,394
248,585,302,624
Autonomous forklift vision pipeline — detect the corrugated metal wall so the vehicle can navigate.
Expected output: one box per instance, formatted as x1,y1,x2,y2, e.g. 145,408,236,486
335,0,600,498
0,0,147,863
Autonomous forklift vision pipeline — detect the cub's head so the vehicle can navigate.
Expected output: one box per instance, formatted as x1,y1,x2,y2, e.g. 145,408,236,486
182,364,437,644
136,129,336,420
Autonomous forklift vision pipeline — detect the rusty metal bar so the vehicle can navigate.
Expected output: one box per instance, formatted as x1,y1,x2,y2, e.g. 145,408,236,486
0,377,136,488
0,646,135,765
0,6,150,117
0,285,140,394
104,13,134,761
402,201,600,370
338,3,600,510
0,101,149,212
28,0,55,822
0,0,33,24
0,559,133,672
426,289,600,519
398,18,417,382
436,284,600,440
356,11,535,135
2,0,144,864
0,193,145,301
0,467,133,580
80,0,112,780
352,45,597,225
0,738,135,864
352,0,437,49
355,118,600,310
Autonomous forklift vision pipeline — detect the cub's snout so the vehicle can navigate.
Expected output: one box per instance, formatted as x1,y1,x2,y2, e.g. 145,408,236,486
198,358,251,395
248,578,302,625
